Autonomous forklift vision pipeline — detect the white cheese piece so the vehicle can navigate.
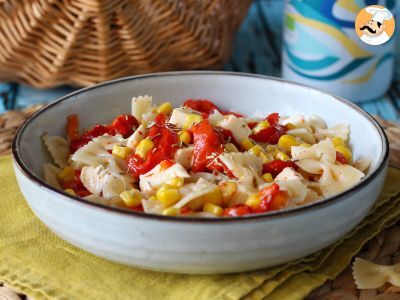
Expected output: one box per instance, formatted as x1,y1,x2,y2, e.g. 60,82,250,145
174,146,193,169
139,162,190,194
169,107,201,128
275,167,308,204
208,110,225,126
218,115,251,143
80,165,132,199
131,95,153,123
127,124,147,149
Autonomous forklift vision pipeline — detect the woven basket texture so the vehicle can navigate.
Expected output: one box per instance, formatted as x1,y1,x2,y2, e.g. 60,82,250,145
0,0,251,88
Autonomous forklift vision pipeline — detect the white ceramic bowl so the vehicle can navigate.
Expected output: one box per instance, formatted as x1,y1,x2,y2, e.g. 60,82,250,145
12,71,389,274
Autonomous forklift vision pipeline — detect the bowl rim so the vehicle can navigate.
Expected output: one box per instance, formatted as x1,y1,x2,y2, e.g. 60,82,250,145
12,71,389,223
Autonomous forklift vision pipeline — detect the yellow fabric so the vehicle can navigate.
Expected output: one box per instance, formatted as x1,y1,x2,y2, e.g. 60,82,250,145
0,155,399,300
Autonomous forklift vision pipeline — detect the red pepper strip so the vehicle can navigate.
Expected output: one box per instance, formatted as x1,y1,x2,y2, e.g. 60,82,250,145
110,114,139,138
262,160,297,177
127,113,179,177
253,183,287,213
61,169,91,197
69,124,112,153
221,111,244,118
190,120,225,173
247,122,257,130
130,204,144,212
214,126,238,145
183,99,220,116
66,114,80,141
266,113,280,125
223,204,253,217
336,151,347,164
249,113,287,144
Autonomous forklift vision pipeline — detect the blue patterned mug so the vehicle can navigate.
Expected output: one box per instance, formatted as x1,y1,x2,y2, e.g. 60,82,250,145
282,0,398,102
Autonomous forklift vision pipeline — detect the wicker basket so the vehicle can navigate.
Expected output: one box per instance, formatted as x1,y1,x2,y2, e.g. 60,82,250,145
0,0,251,88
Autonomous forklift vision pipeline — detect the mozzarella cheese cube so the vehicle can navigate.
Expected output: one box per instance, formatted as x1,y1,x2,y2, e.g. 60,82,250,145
139,162,190,194
218,115,251,143
131,95,153,123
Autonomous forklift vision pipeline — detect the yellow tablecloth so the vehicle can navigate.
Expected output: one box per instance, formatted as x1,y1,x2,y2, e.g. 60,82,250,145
1,155,400,300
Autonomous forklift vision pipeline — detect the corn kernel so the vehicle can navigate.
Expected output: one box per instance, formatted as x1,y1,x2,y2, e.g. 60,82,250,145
167,177,184,188
64,188,76,196
266,145,279,154
203,203,223,216
331,137,345,147
219,181,237,204
202,188,223,206
278,135,299,152
335,146,352,163
224,143,239,152
178,130,191,145
299,143,312,147
248,144,263,156
276,151,290,161
135,138,155,159
183,113,203,130
157,102,173,115
162,207,180,216
156,188,181,208
112,145,132,159
253,120,270,133
59,166,74,182
286,123,297,130
120,189,142,207
241,138,254,151
149,196,158,201
246,194,261,208
262,173,273,182
259,152,274,163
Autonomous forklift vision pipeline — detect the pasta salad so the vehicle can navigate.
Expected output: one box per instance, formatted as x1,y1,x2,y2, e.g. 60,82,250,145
42,97,370,217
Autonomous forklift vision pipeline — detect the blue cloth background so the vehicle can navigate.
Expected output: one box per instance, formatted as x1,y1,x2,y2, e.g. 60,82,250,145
0,0,399,121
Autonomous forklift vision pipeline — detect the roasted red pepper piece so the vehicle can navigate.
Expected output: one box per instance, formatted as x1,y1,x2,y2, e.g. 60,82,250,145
66,114,80,141
190,120,224,173
61,169,91,197
262,160,296,177
183,99,220,115
110,114,139,138
253,183,288,213
336,151,347,164
127,113,179,177
214,126,238,145
221,111,244,118
223,204,252,217
249,113,287,144
247,122,258,130
69,124,112,153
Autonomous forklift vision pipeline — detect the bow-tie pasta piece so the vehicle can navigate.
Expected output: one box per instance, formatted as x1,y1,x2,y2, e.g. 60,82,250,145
43,163,62,189
41,133,69,168
296,159,364,197
314,124,350,142
71,134,125,167
353,257,400,289
291,139,336,163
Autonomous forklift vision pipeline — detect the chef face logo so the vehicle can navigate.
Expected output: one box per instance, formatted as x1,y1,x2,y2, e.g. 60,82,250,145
355,5,395,45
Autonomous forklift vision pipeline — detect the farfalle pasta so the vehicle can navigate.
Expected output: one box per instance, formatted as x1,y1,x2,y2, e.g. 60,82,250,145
41,97,370,217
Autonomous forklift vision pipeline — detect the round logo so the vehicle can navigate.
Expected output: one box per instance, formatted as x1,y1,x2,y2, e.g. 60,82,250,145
355,5,395,46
